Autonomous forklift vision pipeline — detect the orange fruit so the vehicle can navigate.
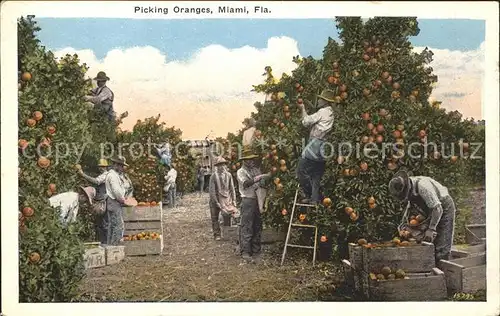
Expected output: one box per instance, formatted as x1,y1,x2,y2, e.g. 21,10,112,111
37,157,50,169
29,252,41,263
418,130,426,138
273,178,280,185
409,219,419,226
450,156,458,163
22,207,34,217
360,162,368,171
358,238,367,246
368,203,377,209
350,212,358,221
279,159,286,166
48,183,56,192
21,72,32,81
26,118,36,127
281,209,287,216
299,214,306,221
416,214,426,222
345,207,354,214
18,139,29,150
280,165,287,172
33,111,43,121
320,236,328,243
47,125,56,134
322,197,332,207
276,183,284,191
367,196,376,204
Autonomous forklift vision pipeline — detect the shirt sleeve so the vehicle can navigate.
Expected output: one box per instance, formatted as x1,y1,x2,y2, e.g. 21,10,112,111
418,180,442,209
81,172,107,185
229,175,237,203
107,172,125,201
89,87,113,105
301,109,323,127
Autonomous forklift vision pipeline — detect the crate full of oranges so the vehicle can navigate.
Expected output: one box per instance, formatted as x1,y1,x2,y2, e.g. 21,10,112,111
123,231,161,241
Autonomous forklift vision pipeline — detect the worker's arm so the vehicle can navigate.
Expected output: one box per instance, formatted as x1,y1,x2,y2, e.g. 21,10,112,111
85,87,112,105
79,171,107,185
418,182,443,232
237,170,255,189
299,105,322,128
229,175,237,204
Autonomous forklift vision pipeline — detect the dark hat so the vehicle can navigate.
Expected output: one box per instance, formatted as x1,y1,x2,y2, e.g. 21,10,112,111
388,169,410,200
93,71,110,81
78,186,96,205
317,89,336,103
110,156,129,167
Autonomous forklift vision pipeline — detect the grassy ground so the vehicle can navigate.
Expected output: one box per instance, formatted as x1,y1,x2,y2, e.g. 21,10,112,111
77,187,486,302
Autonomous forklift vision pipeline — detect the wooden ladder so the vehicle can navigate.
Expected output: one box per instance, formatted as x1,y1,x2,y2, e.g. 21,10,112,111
280,185,318,267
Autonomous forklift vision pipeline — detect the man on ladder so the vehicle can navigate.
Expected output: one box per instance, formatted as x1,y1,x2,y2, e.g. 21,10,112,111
281,89,336,267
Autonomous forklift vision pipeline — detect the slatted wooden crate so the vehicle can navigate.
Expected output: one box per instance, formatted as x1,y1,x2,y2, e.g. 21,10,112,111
465,224,486,244
83,242,106,269
438,253,486,294
121,204,164,256
452,243,486,258
347,243,364,293
361,268,447,301
362,241,435,273
103,245,125,265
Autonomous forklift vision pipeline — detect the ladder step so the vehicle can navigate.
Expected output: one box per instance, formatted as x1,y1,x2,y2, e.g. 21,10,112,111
291,223,317,228
286,244,315,249
295,203,317,207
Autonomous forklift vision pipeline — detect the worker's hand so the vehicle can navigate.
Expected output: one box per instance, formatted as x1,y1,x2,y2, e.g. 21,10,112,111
423,229,436,242
77,168,84,175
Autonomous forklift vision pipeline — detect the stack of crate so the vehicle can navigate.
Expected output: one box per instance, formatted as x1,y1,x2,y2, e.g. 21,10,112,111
439,241,486,294
121,202,164,256
342,241,448,300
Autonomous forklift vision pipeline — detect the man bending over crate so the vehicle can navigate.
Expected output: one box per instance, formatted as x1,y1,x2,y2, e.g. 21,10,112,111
389,170,456,263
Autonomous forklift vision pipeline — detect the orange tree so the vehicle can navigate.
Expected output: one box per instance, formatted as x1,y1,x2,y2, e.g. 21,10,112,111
18,16,94,301
117,115,196,203
242,17,483,245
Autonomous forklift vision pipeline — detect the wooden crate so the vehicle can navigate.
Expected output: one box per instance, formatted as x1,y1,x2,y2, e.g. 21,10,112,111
452,243,486,258
123,204,163,236
438,253,486,294
465,224,486,244
362,268,447,301
362,241,435,273
83,246,106,269
103,245,125,265
348,243,363,270
122,235,164,256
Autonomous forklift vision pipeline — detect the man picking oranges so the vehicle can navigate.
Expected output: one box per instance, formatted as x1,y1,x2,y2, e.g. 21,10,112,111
296,89,335,205
389,170,457,263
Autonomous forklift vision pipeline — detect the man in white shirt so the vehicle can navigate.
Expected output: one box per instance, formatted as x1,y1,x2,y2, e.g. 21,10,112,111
296,89,335,205
242,118,257,147
106,156,129,245
389,170,456,263
236,149,271,263
164,165,178,208
49,186,96,226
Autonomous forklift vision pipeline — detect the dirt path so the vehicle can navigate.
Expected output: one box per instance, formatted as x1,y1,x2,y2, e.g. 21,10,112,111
79,193,343,302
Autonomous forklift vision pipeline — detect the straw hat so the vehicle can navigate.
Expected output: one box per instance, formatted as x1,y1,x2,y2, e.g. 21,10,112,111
78,186,96,205
97,159,109,167
110,156,129,167
240,148,259,160
317,89,336,103
93,71,110,81
214,156,228,166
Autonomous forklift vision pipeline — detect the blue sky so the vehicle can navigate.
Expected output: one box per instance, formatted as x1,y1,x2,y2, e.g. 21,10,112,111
39,18,485,139
37,18,485,61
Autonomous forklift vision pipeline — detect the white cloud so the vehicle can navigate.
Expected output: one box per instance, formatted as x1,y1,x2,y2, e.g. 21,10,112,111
54,39,484,139
413,42,485,120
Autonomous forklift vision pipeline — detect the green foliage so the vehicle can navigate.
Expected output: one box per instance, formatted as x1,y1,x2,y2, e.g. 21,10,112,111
229,17,484,243
18,15,91,301
117,115,196,201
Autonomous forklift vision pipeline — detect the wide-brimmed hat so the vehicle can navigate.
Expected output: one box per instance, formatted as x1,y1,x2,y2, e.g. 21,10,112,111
388,169,410,200
110,156,129,167
214,156,228,166
78,186,96,205
97,158,109,167
317,89,336,103
240,147,259,161
93,71,110,81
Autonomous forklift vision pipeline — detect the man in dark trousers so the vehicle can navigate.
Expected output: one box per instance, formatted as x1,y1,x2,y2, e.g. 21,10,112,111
389,170,456,263
296,89,335,205
84,71,115,121
236,148,271,263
